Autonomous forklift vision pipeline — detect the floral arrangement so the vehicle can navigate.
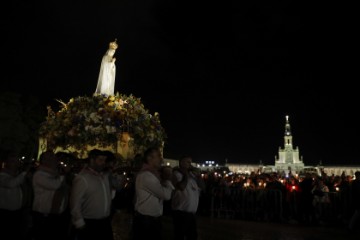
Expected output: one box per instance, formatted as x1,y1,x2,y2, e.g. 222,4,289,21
39,94,166,155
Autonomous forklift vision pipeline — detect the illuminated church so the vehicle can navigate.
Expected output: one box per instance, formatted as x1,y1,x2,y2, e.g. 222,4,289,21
225,115,305,174
225,115,360,176
274,115,304,172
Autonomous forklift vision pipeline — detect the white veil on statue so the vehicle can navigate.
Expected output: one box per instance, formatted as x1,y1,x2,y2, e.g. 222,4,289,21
95,39,118,96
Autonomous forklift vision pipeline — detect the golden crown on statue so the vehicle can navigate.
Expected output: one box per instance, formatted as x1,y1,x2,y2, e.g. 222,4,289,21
109,39,118,50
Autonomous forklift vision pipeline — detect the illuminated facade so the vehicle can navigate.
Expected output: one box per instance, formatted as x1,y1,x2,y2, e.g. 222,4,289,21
275,116,304,172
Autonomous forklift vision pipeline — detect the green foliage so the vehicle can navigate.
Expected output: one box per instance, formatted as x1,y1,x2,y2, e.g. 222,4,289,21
39,94,166,154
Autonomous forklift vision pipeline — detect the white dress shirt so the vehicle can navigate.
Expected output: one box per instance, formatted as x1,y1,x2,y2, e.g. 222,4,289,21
0,171,26,210
70,168,112,228
32,169,65,214
171,171,200,213
135,170,174,217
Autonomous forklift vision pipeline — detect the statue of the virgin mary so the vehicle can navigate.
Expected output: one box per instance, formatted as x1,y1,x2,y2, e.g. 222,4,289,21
95,39,118,96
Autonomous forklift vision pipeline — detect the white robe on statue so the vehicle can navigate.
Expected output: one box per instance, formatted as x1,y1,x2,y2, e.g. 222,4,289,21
95,50,116,96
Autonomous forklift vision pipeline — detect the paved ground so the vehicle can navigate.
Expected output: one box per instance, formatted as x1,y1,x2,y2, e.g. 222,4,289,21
112,211,357,240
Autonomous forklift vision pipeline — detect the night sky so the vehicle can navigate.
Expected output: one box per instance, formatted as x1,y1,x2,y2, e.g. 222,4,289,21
2,1,357,165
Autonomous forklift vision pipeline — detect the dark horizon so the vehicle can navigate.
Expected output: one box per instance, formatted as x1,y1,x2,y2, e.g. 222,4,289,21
1,1,357,165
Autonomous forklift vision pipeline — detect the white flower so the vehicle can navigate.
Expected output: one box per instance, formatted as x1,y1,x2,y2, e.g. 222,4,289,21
148,132,155,141
105,126,111,133
92,126,102,134
90,112,101,123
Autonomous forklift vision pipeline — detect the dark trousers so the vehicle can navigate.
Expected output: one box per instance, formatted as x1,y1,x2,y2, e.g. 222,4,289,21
0,208,23,240
172,210,197,240
32,211,69,240
132,212,162,240
76,217,113,240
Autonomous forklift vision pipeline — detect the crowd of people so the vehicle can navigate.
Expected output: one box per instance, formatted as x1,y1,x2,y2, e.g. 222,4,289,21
1,148,360,239
0,148,204,240
197,168,360,229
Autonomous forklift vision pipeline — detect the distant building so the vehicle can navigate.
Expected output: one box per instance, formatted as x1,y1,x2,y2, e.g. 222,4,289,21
226,115,305,174
225,164,260,174
274,115,304,172
225,115,360,176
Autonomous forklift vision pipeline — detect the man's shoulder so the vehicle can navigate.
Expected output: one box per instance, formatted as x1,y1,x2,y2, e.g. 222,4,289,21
137,170,153,178
72,173,90,188
74,170,93,181
76,170,87,177
76,170,99,180
33,169,49,178
136,170,158,182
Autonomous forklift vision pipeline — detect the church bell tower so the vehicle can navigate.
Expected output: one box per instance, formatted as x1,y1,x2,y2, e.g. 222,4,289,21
275,115,304,172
